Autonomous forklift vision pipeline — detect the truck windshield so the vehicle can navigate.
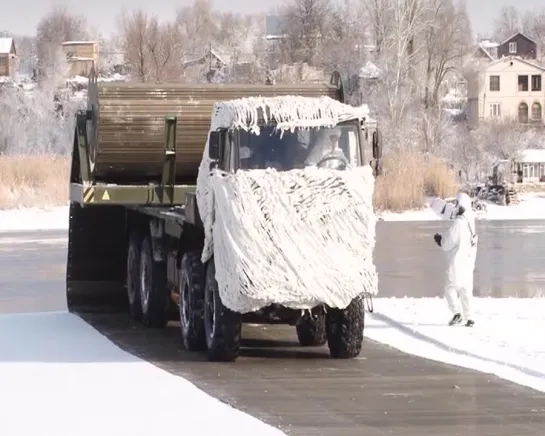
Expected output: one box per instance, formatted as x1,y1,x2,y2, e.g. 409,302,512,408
236,122,361,171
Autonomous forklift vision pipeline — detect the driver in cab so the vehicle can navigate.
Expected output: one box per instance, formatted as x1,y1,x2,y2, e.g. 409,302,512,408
304,127,348,169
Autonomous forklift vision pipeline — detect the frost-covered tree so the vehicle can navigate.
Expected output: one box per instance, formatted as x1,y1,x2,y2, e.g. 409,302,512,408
493,6,521,41
118,9,184,83
35,6,89,79
0,86,84,155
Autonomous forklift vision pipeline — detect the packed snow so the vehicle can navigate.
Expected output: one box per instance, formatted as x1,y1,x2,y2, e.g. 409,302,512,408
0,205,69,232
378,193,545,221
365,297,545,393
1,191,544,234
0,311,286,436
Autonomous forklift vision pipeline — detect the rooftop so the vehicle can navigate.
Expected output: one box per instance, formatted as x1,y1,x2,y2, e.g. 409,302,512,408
0,37,14,54
62,41,98,45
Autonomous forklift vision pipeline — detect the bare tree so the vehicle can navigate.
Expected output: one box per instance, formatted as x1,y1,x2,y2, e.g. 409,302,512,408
493,6,521,41
176,0,217,57
35,6,88,79
213,12,268,83
477,118,536,160
365,0,393,56
279,0,331,65
119,10,184,83
377,0,428,126
522,9,545,61
12,36,38,78
320,0,368,75
148,21,184,82
422,0,471,108
118,9,151,82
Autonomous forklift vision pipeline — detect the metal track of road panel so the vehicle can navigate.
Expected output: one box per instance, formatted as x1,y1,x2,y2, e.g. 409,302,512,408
66,202,128,313
79,313,545,436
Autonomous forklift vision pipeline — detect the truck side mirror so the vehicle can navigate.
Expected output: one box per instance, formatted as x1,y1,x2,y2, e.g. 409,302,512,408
372,131,382,159
208,131,221,160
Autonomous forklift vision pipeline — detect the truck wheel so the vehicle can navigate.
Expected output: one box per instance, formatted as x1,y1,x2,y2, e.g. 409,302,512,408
296,311,327,346
179,251,206,351
126,230,142,321
203,258,241,361
326,296,365,359
139,235,168,328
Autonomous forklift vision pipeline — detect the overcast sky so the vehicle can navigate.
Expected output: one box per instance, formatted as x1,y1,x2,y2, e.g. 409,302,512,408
0,0,542,38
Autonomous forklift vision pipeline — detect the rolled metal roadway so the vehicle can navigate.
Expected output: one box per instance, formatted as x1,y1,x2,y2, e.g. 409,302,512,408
86,70,342,184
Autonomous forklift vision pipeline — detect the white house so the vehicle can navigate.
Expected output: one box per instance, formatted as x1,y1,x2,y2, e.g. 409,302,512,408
467,56,545,125
513,149,545,183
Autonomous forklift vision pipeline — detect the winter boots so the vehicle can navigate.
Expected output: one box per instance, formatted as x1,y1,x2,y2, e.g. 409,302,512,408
448,313,474,327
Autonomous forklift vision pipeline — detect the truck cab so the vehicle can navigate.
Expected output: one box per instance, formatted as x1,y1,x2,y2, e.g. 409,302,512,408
208,119,382,175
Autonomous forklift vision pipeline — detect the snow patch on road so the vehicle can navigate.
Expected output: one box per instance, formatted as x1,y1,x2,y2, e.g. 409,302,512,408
365,297,545,393
0,311,286,436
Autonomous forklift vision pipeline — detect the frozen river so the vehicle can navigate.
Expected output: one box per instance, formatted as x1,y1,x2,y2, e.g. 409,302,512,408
375,219,545,298
0,220,544,314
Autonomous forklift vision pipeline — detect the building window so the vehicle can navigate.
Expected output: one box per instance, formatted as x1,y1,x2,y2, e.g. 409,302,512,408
518,102,529,123
518,75,529,91
0,57,5,65
522,164,539,180
532,75,542,91
489,75,500,91
532,102,542,121
509,42,517,53
489,103,501,117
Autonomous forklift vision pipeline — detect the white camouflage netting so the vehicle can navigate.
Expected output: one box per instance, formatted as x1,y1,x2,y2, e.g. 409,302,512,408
196,95,378,313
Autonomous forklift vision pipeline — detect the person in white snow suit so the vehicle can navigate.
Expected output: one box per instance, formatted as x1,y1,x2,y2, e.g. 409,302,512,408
433,192,478,327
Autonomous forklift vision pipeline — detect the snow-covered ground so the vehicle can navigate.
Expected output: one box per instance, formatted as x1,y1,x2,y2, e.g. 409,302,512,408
0,205,69,232
1,191,544,233
0,311,286,436
366,297,545,393
379,193,545,221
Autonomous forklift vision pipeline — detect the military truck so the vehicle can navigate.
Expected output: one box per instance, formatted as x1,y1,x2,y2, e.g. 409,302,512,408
66,70,382,362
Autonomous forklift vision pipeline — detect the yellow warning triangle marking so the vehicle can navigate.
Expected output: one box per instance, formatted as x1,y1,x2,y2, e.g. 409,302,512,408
102,190,110,200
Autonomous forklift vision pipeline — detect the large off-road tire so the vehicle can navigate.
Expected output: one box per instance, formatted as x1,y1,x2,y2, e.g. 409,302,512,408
139,235,169,328
126,230,142,321
296,311,327,346
326,296,365,359
203,258,242,362
179,250,206,351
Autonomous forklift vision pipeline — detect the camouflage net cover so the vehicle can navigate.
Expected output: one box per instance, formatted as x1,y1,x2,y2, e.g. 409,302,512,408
196,95,377,313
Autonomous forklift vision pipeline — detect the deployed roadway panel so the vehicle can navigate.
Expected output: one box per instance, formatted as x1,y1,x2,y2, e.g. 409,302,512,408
80,314,545,436
66,74,545,435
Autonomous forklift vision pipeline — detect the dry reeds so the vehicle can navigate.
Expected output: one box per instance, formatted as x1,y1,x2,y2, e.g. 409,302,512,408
0,156,70,209
373,152,458,212
0,153,458,212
